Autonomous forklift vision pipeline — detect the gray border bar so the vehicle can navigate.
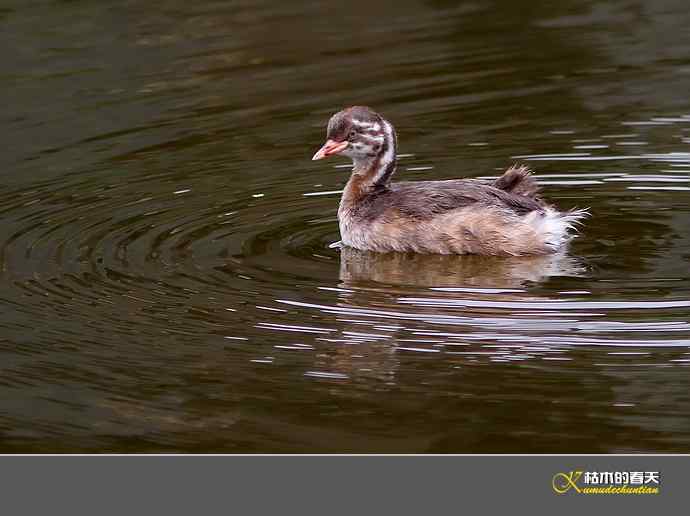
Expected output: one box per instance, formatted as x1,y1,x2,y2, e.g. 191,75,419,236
1,455,685,515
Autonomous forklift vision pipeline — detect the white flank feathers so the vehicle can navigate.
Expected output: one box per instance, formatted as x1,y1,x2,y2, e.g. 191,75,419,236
525,207,589,251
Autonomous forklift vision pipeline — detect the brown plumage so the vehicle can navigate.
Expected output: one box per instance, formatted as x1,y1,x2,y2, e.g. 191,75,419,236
492,164,541,198
312,107,587,256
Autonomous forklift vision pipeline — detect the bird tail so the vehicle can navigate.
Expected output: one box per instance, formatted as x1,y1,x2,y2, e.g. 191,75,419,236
493,164,540,198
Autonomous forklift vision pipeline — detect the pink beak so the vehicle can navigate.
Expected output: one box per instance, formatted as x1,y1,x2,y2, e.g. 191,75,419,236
312,139,349,161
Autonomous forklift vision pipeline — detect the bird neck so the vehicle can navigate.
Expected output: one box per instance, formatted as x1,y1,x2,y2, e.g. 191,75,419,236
351,119,397,189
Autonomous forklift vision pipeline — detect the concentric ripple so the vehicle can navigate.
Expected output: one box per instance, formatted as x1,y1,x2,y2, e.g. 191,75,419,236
2,122,690,366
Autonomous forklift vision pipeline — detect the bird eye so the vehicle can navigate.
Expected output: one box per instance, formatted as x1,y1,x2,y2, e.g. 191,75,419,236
349,130,356,139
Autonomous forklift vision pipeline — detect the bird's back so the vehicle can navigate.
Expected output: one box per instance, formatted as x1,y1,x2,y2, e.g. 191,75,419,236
348,165,545,224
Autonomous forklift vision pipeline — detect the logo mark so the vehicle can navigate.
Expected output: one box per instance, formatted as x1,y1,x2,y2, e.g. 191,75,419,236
552,469,660,495
552,471,583,494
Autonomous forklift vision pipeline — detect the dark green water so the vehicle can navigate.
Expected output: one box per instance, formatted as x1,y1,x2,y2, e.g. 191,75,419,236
2,0,690,452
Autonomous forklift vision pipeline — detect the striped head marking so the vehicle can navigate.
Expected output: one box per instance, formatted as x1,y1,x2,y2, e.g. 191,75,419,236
312,106,397,185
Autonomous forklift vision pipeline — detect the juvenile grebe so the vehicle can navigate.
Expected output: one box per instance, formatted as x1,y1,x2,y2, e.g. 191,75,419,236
312,106,586,256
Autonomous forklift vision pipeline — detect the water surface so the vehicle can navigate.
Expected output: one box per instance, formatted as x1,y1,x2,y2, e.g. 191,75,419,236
2,0,690,452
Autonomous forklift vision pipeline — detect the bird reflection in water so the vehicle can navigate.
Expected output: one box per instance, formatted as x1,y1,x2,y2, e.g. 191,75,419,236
303,245,586,383
337,245,586,289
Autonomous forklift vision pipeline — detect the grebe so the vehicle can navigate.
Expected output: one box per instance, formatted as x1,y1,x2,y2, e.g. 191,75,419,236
312,106,586,256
